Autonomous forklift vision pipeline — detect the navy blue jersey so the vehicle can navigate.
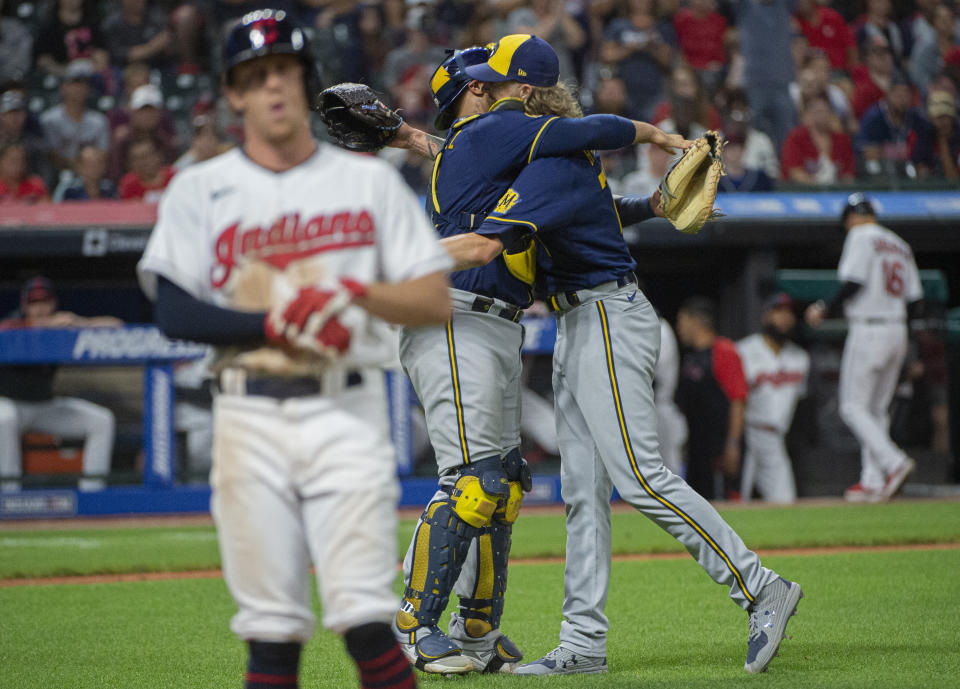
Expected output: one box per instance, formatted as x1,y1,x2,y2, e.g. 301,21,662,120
431,98,636,307
476,153,637,295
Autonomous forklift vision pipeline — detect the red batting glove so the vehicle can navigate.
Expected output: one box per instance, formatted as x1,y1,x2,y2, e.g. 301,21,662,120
339,277,368,300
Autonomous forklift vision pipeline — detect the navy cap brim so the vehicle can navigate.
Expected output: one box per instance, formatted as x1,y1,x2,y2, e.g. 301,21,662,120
464,62,511,83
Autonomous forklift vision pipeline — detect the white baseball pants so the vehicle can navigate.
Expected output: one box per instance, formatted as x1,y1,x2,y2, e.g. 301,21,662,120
741,425,796,503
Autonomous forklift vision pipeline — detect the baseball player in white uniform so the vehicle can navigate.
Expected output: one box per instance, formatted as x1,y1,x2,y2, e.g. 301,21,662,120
655,317,688,476
138,11,452,689
806,193,922,503
737,293,809,503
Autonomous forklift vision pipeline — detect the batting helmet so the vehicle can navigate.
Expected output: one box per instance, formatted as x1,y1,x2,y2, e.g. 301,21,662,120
222,9,321,105
429,46,490,131
841,192,877,223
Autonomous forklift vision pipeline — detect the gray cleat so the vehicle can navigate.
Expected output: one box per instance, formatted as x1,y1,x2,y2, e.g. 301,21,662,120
745,576,804,673
448,612,523,673
513,645,607,676
393,619,474,675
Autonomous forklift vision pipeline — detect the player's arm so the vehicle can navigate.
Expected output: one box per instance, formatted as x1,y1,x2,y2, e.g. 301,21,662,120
725,399,745,473
441,233,505,271
154,277,270,345
534,115,692,159
713,340,748,474
390,122,446,159
615,189,664,225
351,271,451,326
804,281,863,326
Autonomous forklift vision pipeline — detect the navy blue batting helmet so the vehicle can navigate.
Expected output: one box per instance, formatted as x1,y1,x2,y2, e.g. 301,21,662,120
841,192,877,223
429,46,490,131
222,9,321,104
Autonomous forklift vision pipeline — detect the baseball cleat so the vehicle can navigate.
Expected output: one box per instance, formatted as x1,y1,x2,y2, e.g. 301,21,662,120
843,483,883,503
513,645,607,675
448,612,523,673
881,457,916,500
393,620,474,675
744,576,804,673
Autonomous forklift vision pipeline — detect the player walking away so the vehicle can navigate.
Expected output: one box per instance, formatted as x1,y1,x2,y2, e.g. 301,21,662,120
805,193,922,503
137,11,452,689
0,276,120,492
655,316,688,476
676,297,749,501
737,293,810,503
442,91,804,675
380,36,690,676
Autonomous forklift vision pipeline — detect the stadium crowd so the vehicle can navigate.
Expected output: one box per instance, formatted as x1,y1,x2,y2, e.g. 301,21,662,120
0,0,958,202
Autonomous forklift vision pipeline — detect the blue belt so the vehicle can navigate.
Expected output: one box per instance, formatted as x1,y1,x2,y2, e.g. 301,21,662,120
546,272,637,312
221,371,363,399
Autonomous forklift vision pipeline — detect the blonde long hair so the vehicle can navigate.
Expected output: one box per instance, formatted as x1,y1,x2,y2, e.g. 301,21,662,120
524,81,584,119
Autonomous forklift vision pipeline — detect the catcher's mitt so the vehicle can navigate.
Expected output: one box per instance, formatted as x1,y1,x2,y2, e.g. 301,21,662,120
658,130,725,235
317,82,404,153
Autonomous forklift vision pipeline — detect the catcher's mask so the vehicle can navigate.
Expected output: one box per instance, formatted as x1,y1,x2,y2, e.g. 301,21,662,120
841,192,877,224
429,46,491,131
222,9,322,105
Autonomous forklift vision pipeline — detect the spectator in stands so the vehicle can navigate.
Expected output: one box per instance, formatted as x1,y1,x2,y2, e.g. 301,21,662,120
40,59,110,177
383,8,447,95
505,0,587,83
732,0,797,149
719,90,781,179
791,49,858,133
54,144,117,201
174,114,231,170
913,89,960,178
855,0,905,66
675,296,748,501
0,277,120,493
851,33,896,119
904,0,960,57
617,139,673,194
592,72,637,181
34,0,109,78
0,0,33,83
672,0,729,94
857,74,927,177
718,129,775,191
308,1,391,88
600,0,676,121
909,3,960,96
0,142,49,203
0,88,51,185
781,91,856,183
652,64,723,136
794,0,858,71
119,137,175,202
109,84,178,181
168,3,210,75
101,0,172,69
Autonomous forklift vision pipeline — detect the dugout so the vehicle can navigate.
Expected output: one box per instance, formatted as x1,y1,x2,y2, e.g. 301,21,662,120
0,191,958,516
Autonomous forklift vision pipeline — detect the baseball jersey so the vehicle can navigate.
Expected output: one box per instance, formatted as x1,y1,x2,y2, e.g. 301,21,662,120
475,154,635,295
433,99,635,306
138,144,452,373
736,334,809,433
837,222,922,321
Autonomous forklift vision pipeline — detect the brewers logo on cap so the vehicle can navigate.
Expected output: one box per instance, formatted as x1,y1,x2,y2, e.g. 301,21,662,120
464,34,559,87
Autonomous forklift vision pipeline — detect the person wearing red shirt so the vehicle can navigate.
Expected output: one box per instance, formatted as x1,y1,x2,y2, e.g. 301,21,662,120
676,297,749,502
851,34,896,119
781,92,856,183
0,142,49,203
794,0,858,70
119,137,174,202
673,0,728,90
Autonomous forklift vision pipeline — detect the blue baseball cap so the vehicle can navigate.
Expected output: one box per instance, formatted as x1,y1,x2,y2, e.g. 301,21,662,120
464,34,559,87
429,46,490,130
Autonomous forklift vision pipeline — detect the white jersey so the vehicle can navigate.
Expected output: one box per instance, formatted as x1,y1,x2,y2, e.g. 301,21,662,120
737,334,809,433
837,222,922,321
138,144,451,374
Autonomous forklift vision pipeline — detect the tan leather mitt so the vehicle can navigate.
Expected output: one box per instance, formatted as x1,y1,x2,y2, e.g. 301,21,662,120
658,130,725,235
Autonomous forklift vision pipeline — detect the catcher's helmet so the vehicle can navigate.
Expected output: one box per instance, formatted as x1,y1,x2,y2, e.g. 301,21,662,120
222,9,321,104
429,46,490,131
841,192,877,223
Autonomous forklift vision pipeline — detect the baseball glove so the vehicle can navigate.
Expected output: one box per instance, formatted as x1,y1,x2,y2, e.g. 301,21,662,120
317,82,404,152
658,130,725,235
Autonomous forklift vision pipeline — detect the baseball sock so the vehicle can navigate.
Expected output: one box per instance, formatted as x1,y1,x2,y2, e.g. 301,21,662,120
344,622,417,689
245,640,301,689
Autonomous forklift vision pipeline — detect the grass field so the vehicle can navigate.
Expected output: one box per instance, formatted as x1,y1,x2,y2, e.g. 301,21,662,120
2,500,959,688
